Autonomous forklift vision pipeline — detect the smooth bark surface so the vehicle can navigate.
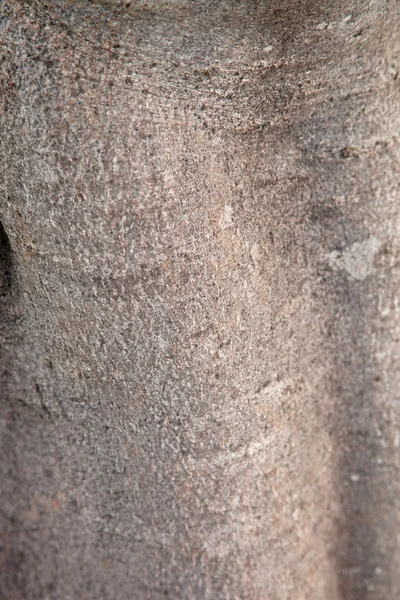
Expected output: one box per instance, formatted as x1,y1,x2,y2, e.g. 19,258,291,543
1,0,400,598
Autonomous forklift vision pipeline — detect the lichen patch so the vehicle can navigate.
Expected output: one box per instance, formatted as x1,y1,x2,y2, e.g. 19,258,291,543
326,236,381,281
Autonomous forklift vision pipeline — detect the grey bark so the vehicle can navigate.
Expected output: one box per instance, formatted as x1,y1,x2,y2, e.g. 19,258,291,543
1,0,400,598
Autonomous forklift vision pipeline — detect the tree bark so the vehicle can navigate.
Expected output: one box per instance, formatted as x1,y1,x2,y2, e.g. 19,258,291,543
1,0,400,598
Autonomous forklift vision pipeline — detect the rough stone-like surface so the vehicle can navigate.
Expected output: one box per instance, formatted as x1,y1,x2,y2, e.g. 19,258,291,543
0,0,400,598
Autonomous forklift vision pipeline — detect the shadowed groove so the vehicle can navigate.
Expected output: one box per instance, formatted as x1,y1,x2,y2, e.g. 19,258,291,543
0,220,13,299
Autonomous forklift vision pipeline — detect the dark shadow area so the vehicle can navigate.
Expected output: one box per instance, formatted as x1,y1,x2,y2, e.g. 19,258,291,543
294,78,396,598
0,218,16,399
329,275,383,600
0,218,21,401
0,220,13,299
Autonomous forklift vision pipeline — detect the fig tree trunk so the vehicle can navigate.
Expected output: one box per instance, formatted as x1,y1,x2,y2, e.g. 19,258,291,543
1,0,400,598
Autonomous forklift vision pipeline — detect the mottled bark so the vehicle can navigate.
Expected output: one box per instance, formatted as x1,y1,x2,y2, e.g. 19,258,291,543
1,0,400,598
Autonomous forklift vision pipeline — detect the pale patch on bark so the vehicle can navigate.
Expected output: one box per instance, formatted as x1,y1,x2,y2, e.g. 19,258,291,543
219,204,234,230
326,236,382,281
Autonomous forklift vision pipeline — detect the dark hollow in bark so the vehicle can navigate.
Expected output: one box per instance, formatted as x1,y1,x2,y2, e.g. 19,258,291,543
0,221,13,298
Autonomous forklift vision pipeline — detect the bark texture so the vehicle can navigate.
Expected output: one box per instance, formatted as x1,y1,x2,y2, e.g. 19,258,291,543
1,0,400,598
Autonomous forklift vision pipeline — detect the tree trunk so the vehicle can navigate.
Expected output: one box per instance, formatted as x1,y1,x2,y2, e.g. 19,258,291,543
1,1,400,598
